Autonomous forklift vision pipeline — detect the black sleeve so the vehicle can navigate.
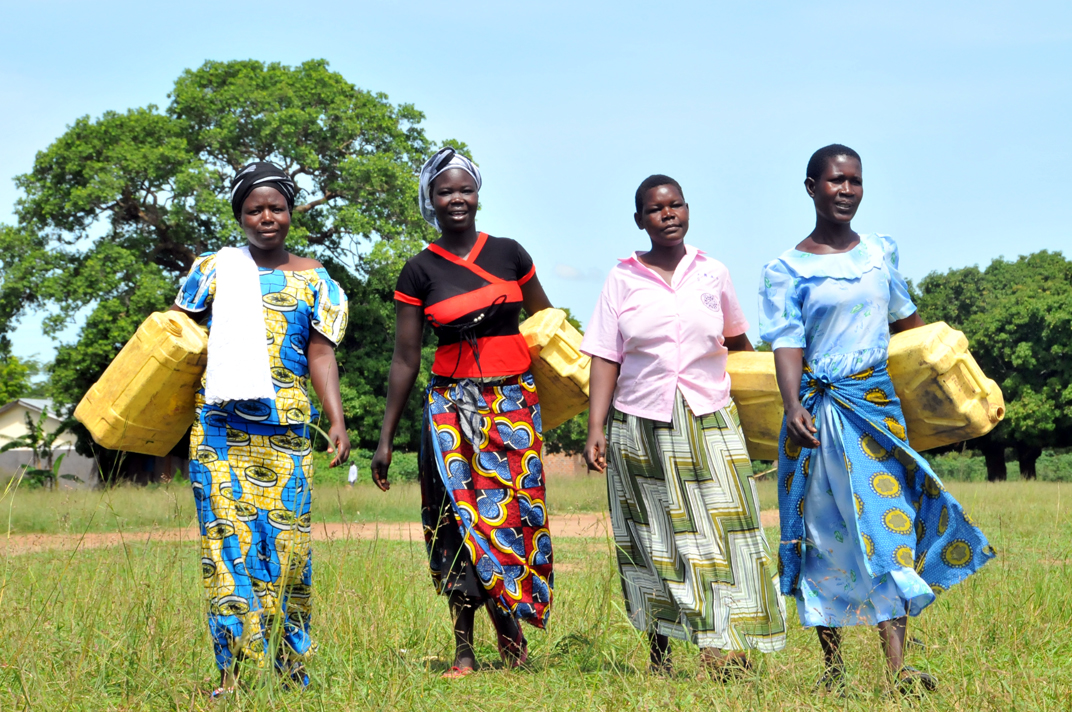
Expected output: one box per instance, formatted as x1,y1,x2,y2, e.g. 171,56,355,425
394,257,426,306
513,240,536,284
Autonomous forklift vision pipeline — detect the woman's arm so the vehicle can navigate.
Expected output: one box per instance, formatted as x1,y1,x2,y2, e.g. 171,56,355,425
369,302,425,491
308,331,350,467
774,347,820,448
890,311,925,334
583,356,621,472
724,334,755,352
520,274,553,314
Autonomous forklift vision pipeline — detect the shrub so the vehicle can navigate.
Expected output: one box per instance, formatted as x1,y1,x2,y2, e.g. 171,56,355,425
1036,451,1072,482
925,449,1072,482
925,451,989,482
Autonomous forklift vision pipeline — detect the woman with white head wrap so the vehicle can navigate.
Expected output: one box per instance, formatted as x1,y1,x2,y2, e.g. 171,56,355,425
372,147,557,678
417,147,482,230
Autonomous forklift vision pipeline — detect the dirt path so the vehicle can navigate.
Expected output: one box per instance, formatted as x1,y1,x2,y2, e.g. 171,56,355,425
2,510,779,557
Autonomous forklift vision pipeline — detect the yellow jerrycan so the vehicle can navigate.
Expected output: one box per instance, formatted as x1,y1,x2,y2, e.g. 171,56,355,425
726,321,1004,460
886,321,1005,451
75,311,208,456
725,352,783,461
519,308,591,431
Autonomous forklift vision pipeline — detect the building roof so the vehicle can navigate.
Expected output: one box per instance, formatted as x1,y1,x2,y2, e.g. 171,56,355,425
0,398,58,419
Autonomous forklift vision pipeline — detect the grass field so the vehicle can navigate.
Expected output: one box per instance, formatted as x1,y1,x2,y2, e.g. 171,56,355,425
1,479,1070,710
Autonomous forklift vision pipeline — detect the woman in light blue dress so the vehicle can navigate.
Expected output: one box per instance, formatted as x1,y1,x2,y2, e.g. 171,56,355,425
760,144,994,695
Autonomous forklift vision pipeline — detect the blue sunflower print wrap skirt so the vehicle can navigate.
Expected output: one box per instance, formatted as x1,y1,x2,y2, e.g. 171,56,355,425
777,363,995,627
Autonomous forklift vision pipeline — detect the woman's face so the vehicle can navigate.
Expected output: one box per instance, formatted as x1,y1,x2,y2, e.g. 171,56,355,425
806,155,863,224
241,185,291,251
634,184,689,247
431,168,479,232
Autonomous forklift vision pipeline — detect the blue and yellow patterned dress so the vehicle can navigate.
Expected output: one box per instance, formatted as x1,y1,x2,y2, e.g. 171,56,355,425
760,234,993,628
176,252,348,671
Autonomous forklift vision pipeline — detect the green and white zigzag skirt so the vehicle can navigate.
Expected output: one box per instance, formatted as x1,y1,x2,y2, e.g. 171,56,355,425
606,392,787,652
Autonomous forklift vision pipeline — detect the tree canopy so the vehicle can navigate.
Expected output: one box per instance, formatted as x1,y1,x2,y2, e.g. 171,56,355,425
0,353,31,405
914,250,1072,479
0,59,452,456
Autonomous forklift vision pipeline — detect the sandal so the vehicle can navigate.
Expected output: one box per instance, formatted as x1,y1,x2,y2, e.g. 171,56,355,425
275,658,310,691
441,666,476,679
814,667,852,698
209,686,235,699
896,666,938,696
649,659,673,677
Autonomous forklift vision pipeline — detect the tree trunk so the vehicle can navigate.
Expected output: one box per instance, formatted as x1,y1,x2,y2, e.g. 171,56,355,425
1016,444,1042,480
981,440,1007,482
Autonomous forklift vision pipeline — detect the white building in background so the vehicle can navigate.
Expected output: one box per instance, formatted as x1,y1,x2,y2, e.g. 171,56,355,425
0,398,98,487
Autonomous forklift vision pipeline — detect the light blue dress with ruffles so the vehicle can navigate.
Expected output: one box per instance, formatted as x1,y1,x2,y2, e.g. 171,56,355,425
760,234,934,627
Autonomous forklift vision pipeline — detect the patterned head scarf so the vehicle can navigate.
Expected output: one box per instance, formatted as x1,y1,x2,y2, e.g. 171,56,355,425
229,161,298,221
418,147,481,230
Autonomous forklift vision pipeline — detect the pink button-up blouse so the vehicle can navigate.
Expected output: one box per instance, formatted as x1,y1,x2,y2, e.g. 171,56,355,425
580,245,748,422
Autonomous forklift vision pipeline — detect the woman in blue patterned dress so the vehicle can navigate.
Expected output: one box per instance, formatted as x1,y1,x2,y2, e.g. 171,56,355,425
171,162,349,695
760,145,993,695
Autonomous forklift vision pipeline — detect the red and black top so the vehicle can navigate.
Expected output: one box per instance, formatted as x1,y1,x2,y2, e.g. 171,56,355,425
394,233,536,378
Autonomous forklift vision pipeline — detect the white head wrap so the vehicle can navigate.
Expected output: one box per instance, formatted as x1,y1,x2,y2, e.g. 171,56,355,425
418,147,481,230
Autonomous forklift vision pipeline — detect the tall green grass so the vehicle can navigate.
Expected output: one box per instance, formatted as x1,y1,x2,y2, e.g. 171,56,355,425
1,482,1070,710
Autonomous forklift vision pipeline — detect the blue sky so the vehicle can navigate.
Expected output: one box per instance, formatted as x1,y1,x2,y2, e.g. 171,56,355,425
2,1,1070,360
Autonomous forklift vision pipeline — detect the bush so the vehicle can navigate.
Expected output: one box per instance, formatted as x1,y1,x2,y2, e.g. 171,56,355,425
925,449,1072,482
751,460,776,478
1036,450,1072,482
925,451,989,482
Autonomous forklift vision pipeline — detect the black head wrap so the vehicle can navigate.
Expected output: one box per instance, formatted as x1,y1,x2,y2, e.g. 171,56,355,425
229,161,298,221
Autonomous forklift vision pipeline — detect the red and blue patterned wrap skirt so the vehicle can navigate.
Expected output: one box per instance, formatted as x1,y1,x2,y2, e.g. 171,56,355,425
421,372,554,628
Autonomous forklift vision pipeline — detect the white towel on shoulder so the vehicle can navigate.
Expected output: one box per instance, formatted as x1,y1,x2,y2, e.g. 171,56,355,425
204,246,276,405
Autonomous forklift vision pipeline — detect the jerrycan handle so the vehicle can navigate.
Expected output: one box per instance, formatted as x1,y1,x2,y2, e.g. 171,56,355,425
956,355,986,396
557,337,582,361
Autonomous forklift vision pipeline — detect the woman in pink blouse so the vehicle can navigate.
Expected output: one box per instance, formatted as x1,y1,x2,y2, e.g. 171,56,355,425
581,175,786,677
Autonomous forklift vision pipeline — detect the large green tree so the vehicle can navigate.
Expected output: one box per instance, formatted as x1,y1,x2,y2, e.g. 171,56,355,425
914,250,1072,480
0,60,447,458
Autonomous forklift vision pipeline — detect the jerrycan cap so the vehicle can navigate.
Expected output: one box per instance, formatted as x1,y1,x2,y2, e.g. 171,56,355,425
164,316,184,337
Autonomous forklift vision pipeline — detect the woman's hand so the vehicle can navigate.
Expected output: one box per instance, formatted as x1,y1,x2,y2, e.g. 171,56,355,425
307,331,352,468
370,441,392,492
585,356,621,473
326,423,351,467
585,356,620,473
584,431,608,473
773,347,820,448
785,402,820,448
373,302,423,494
